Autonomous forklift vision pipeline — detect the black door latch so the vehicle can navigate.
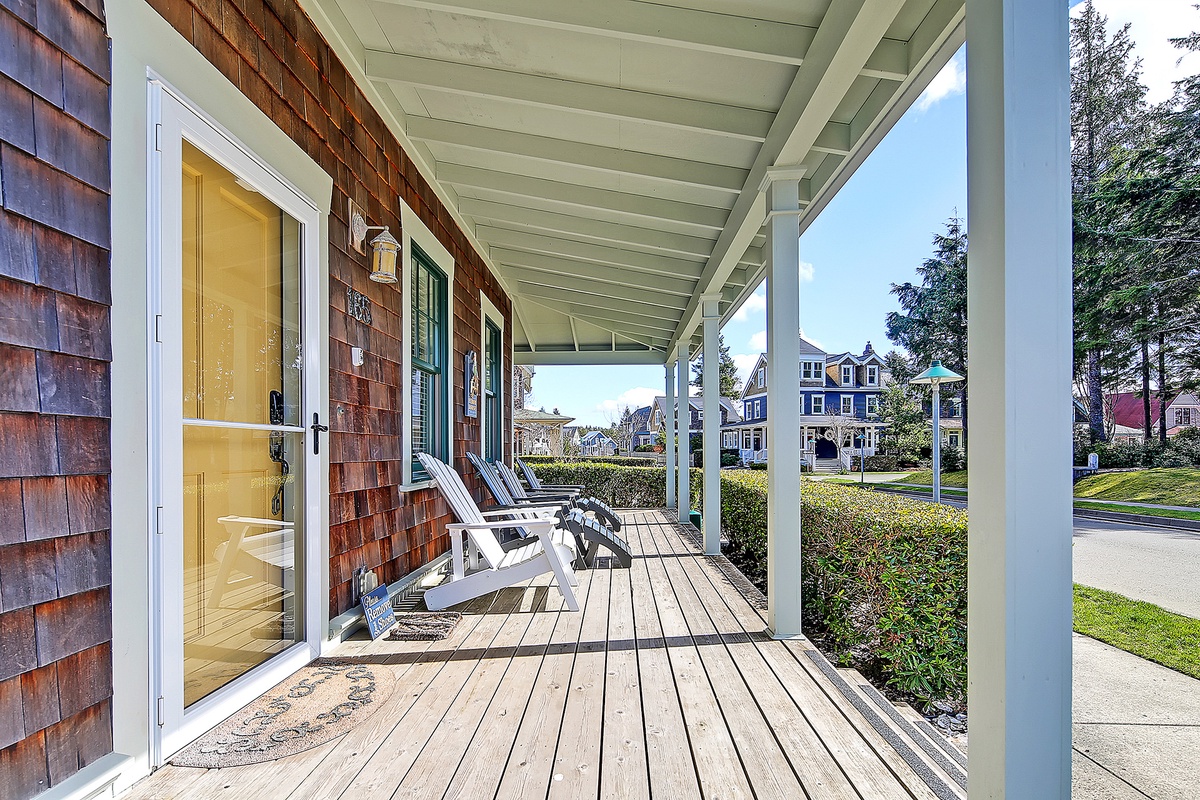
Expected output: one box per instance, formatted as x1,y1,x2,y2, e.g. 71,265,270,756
311,412,329,455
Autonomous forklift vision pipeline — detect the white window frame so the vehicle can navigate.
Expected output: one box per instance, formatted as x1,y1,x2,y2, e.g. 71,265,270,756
948,431,962,448
841,364,854,386
866,365,878,385
480,291,505,462
866,395,879,416
757,367,765,388
401,201,455,488
841,395,854,415
811,395,825,415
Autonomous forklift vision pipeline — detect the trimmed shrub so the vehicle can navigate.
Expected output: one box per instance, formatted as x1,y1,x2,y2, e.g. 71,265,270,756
521,455,658,468
720,473,967,704
528,462,702,509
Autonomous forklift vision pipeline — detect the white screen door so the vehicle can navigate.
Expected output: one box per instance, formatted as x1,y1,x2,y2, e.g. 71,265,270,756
152,84,322,761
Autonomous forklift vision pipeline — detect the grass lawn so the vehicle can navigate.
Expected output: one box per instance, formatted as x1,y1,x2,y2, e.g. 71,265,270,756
1072,468,1200,508
898,470,970,488
1074,584,1200,680
1073,500,1200,522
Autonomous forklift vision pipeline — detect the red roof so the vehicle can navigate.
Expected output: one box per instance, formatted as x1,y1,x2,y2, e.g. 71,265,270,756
1107,392,1171,430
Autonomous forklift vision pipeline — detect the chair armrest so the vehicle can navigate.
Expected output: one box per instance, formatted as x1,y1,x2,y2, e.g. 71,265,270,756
448,519,556,532
480,506,562,517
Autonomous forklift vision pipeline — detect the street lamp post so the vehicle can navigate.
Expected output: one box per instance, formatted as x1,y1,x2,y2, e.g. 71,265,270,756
910,360,965,504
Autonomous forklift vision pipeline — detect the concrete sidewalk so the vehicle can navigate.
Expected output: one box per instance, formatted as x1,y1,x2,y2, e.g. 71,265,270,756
1073,633,1200,799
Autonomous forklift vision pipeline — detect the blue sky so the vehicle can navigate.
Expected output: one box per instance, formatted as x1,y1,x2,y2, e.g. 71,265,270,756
527,0,1198,427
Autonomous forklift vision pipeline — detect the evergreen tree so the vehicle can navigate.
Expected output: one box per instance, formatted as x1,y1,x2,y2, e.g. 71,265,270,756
690,332,742,398
885,216,969,444
1070,0,1149,441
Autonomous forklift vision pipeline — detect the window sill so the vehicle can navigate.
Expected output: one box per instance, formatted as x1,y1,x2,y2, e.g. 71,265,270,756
400,480,435,493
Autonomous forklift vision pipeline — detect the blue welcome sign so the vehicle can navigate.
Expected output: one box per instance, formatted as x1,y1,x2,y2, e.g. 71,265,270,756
361,584,396,640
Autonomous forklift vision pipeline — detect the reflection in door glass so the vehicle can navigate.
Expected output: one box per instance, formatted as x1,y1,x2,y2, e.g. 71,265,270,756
181,142,303,706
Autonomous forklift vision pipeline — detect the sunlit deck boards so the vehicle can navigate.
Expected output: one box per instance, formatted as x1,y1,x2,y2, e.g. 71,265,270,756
125,510,963,800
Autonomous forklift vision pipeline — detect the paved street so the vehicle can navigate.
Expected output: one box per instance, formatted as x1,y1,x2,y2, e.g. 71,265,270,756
1072,518,1200,618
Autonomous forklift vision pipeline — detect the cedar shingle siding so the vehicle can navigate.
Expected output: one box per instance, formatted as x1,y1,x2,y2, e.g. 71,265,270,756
139,0,512,618
0,0,114,793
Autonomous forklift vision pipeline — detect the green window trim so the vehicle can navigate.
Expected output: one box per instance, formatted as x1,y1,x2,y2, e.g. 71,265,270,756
484,318,503,461
410,244,448,481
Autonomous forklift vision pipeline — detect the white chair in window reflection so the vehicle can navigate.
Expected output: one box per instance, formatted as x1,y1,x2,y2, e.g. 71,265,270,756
209,516,295,609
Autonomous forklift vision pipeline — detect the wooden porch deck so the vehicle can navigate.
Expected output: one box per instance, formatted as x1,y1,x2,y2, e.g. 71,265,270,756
125,510,966,800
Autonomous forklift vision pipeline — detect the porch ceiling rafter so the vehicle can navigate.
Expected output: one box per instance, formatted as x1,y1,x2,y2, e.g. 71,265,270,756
504,265,693,309
459,198,718,259
365,49,774,141
436,163,731,231
406,117,748,193
493,254,698,298
478,229,707,279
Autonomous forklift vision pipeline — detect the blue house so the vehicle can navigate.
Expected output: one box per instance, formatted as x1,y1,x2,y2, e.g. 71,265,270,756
725,339,888,469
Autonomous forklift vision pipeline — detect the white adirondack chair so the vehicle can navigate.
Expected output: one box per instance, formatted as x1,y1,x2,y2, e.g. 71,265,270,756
417,454,579,612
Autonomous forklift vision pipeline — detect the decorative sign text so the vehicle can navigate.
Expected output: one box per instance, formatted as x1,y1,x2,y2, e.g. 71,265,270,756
346,288,372,325
360,584,396,640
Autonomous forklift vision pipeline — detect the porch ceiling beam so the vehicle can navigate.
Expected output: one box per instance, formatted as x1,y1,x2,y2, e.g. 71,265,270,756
544,303,682,336
460,198,716,260
862,38,909,80
494,251,698,297
504,265,692,309
365,49,773,141
479,228,706,278
371,0,819,65
437,163,731,231
522,298,671,349
668,0,910,357
516,348,666,366
515,282,687,320
810,122,852,156
407,117,748,192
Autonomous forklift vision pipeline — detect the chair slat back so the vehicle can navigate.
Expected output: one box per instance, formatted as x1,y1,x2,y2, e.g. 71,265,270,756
417,453,507,568
495,461,530,501
466,451,517,506
516,458,543,490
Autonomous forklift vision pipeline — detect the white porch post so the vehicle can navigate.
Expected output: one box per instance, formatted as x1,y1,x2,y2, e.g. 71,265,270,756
701,294,722,555
677,344,691,523
762,167,805,638
967,0,1073,797
665,362,677,510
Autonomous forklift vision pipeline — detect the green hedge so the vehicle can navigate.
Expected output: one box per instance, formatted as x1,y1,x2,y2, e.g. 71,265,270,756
521,455,659,468
721,471,967,705
529,462,702,508
532,461,968,704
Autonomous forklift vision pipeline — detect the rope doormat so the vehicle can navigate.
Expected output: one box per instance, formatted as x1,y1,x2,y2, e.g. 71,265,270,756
387,611,462,641
171,659,394,768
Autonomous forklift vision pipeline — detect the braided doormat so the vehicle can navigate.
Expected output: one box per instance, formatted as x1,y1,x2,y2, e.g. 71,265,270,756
171,658,394,768
387,611,462,641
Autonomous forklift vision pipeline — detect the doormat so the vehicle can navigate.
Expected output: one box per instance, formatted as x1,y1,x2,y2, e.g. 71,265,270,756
386,611,462,641
171,658,395,768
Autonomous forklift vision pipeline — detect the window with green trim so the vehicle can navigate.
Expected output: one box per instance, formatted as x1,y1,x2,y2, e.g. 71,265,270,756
410,245,447,480
484,319,503,461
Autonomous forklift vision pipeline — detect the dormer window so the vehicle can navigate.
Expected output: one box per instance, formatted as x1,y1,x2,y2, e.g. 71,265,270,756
757,368,765,388
841,364,854,386
866,365,878,385
801,361,821,380
1178,408,1193,426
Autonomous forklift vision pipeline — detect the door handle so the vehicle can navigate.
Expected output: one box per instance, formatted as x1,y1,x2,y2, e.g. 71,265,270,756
311,412,329,455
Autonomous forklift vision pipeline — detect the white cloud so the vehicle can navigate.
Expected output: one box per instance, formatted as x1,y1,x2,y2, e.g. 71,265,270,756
749,331,767,351
798,260,815,282
595,386,659,418
917,52,966,111
731,285,766,322
1079,0,1200,104
732,353,761,386
799,328,824,351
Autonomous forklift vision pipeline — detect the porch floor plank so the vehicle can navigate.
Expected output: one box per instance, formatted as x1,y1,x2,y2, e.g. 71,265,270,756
122,509,963,800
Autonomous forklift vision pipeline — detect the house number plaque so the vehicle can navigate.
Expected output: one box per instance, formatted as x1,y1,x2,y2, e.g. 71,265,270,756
346,287,372,325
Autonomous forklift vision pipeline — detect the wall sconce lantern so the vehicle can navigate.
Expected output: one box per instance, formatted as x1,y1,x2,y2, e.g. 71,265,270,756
349,205,400,284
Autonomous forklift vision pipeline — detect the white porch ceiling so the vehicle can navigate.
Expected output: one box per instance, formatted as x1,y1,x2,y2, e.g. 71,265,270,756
316,0,965,364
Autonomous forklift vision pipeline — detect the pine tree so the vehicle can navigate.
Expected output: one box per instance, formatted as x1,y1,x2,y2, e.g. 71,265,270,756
690,332,742,398
1070,0,1149,441
885,216,969,444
